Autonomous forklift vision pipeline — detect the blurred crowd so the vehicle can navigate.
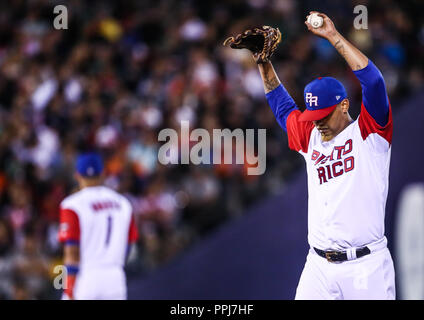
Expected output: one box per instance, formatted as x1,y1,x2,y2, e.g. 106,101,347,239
0,0,422,299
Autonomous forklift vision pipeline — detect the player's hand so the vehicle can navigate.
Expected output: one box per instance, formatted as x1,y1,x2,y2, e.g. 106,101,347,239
252,52,273,67
252,52,261,64
304,11,338,41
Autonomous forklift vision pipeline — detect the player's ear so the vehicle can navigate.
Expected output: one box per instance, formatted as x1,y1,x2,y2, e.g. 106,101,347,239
340,98,349,114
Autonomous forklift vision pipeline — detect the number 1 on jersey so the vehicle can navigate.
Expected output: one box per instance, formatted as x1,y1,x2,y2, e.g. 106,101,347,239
105,215,112,246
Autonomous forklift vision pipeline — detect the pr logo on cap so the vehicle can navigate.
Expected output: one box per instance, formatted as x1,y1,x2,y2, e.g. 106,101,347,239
305,93,318,107
299,77,348,122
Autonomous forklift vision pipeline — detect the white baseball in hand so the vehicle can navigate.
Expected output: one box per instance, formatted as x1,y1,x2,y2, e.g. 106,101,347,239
307,13,323,28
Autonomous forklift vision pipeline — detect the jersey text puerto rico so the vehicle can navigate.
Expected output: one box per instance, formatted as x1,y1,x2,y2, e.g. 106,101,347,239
312,139,355,184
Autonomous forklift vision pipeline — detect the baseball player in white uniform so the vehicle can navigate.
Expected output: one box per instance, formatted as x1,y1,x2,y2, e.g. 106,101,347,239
255,12,395,299
58,152,138,300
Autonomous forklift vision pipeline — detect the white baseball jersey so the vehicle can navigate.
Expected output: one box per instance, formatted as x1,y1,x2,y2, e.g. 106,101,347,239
59,185,138,269
286,103,393,251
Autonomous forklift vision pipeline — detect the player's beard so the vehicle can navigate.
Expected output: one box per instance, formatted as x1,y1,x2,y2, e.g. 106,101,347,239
319,129,333,141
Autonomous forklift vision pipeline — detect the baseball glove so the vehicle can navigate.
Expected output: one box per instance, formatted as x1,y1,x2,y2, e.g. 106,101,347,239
223,26,282,64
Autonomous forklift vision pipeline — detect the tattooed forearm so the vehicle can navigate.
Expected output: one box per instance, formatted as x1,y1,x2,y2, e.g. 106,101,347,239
329,33,368,71
334,39,346,58
258,62,281,93
264,76,280,92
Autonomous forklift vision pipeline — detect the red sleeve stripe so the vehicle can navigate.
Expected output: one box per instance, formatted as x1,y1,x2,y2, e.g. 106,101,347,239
58,208,80,243
358,101,393,144
287,110,315,153
128,214,139,243
64,274,76,299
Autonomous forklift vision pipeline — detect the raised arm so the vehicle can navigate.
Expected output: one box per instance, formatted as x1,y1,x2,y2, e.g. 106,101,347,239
256,58,313,152
257,60,281,93
305,12,390,126
256,59,298,131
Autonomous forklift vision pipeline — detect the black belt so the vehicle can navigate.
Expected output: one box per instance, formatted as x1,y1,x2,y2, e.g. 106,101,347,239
313,246,371,262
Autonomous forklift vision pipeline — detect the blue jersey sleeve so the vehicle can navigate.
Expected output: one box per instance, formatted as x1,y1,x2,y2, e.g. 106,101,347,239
353,60,390,127
265,84,298,132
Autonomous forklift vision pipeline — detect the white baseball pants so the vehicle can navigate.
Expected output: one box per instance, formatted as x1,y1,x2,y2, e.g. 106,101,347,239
295,239,396,300
73,267,127,300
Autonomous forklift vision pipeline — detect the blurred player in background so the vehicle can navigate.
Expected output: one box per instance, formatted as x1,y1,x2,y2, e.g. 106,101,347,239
256,12,395,299
58,152,138,300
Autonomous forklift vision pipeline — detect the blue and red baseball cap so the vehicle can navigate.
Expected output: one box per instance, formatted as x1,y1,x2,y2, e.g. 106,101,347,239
299,77,347,122
76,152,103,177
